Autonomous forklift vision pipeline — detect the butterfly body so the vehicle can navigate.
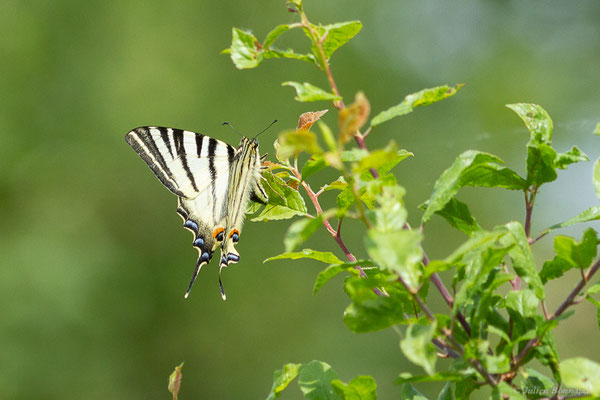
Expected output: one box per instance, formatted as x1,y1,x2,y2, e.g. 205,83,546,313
125,127,267,299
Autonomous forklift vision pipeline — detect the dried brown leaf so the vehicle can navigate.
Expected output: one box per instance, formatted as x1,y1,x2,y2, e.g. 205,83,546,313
339,92,370,144
297,109,329,131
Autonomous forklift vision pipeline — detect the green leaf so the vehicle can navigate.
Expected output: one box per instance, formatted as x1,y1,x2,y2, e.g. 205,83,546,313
433,197,481,236
595,158,600,201
266,363,302,400
351,142,413,174
265,249,342,264
436,382,453,400
484,353,511,375
318,122,337,152
540,256,573,284
331,376,377,400
555,146,589,169
371,84,463,127
534,333,561,383
506,103,553,145
343,274,413,333
252,205,305,221
276,129,323,159
321,177,348,192
445,229,506,266
459,163,526,190
365,230,423,290
396,372,464,384
546,206,600,232
554,228,598,269
336,185,356,214
400,384,429,400
252,170,307,221
502,221,545,299
370,184,408,232
263,24,293,48
302,155,328,180
422,151,518,223
399,321,437,375
525,143,558,187
282,81,341,102
522,368,556,399
306,21,362,69
313,262,371,295
588,283,600,295
453,245,513,316
595,122,600,136
586,295,600,331
284,216,323,252
492,381,526,400
454,378,477,399
560,357,600,396
264,48,316,64
318,21,362,59
297,360,341,400
504,289,539,318
342,149,368,162
226,28,263,69
168,363,184,400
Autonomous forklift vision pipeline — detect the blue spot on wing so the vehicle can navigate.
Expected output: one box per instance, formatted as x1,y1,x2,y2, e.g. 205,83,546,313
184,220,199,234
193,237,205,248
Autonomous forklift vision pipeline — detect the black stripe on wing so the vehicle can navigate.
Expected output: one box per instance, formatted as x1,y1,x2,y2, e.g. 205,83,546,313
125,127,186,197
159,127,174,158
173,128,200,192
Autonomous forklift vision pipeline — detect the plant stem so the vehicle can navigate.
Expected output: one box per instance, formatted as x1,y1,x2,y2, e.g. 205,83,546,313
443,328,498,386
513,257,600,368
551,259,600,319
292,164,388,295
424,252,473,337
299,11,344,110
398,276,435,322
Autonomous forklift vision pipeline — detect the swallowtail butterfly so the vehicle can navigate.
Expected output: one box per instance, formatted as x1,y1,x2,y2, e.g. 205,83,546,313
125,125,270,300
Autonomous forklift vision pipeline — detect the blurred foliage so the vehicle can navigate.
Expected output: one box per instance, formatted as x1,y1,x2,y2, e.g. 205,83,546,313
2,1,600,399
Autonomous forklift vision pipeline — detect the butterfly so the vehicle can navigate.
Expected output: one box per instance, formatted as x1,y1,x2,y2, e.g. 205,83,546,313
125,124,272,300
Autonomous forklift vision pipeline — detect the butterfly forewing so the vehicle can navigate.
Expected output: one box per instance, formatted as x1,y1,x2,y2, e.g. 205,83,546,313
125,126,267,300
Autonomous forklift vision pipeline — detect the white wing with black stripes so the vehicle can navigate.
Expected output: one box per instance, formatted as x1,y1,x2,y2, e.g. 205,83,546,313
125,126,268,300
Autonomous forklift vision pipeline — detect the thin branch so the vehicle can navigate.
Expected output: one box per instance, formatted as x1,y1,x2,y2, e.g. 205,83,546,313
353,133,380,179
398,276,435,322
551,259,600,319
422,245,473,337
432,338,461,359
513,257,600,368
443,328,498,386
299,11,344,110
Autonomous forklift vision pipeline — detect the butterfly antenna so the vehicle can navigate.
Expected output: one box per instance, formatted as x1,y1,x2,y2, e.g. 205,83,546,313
184,258,204,299
222,121,243,137
254,119,278,139
218,264,227,300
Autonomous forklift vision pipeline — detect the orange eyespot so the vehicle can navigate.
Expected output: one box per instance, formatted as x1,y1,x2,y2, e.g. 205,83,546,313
213,227,225,240
228,229,240,238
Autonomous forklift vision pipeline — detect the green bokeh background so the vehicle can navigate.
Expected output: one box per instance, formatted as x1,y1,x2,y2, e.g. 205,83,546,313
2,1,600,399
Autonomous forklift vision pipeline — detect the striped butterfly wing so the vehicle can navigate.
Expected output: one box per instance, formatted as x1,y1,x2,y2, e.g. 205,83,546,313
125,126,236,296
